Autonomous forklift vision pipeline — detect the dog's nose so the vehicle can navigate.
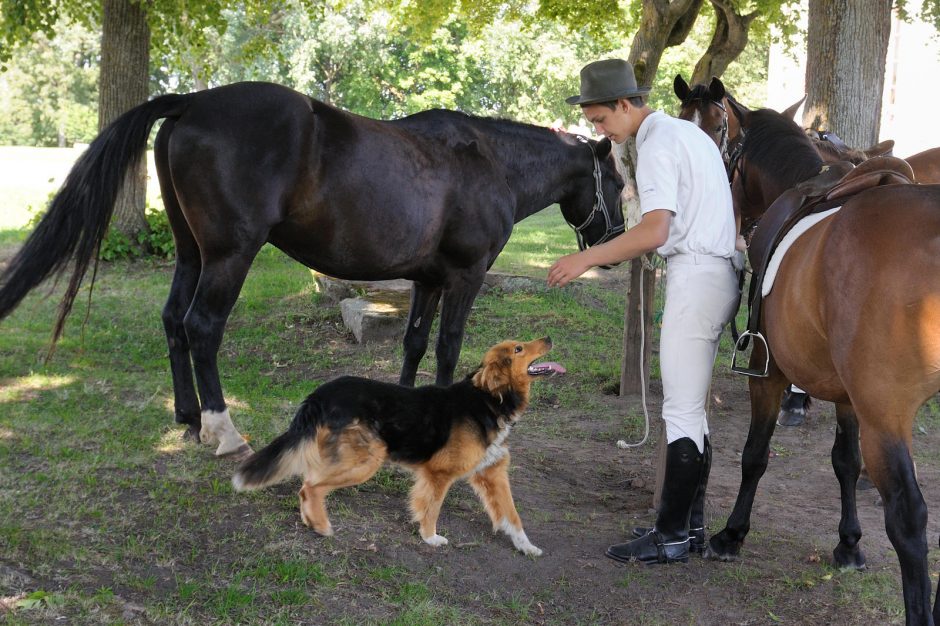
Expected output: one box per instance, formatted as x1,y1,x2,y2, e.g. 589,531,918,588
543,336,552,349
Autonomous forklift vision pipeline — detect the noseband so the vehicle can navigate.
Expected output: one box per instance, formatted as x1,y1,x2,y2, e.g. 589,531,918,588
568,135,625,251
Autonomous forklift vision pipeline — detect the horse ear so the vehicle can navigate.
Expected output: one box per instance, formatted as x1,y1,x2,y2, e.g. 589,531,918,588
727,97,750,128
673,74,690,101
781,95,806,121
707,76,726,101
595,137,612,158
865,139,894,158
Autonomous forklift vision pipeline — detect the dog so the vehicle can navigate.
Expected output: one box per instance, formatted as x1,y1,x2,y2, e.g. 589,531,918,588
232,337,561,555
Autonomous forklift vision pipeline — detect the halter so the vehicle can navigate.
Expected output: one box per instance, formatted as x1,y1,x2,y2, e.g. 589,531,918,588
567,134,625,251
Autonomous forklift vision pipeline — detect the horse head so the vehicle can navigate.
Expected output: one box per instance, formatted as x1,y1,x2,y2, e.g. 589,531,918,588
728,105,825,234
675,75,731,161
558,136,626,251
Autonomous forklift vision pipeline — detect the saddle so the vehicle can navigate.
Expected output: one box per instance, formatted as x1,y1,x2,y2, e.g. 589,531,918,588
732,156,915,377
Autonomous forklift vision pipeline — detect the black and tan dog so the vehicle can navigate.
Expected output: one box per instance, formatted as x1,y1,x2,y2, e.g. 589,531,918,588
232,337,560,555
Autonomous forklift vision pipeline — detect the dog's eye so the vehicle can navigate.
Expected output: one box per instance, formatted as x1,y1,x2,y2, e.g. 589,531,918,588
514,345,523,353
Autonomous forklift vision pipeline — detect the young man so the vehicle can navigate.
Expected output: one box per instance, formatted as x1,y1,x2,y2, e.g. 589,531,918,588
549,58,738,564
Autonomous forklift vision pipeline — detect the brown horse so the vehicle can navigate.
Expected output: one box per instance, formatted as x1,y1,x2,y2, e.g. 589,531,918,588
711,101,940,626
673,75,739,165
907,146,940,184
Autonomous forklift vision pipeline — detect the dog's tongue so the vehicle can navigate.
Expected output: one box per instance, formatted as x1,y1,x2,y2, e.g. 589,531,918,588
527,361,566,376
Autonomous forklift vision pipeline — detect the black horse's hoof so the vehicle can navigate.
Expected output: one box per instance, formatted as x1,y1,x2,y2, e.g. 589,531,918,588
181,424,201,443
219,442,254,462
832,545,867,571
705,533,741,562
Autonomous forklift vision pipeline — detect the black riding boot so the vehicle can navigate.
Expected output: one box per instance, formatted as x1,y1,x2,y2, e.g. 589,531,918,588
608,437,703,564
630,436,711,554
686,436,711,554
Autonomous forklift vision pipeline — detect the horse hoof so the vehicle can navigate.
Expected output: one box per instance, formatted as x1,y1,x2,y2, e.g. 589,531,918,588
218,442,254,461
776,409,805,427
704,544,737,562
181,425,201,443
832,546,867,571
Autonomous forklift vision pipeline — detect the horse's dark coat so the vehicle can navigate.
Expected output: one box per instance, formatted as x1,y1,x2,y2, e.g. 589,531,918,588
0,81,623,446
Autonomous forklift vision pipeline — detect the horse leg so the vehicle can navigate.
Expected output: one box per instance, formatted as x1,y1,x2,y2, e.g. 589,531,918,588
707,368,789,561
433,271,486,386
860,426,932,625
399,282,442,387
185,250,262,459
155,121,201,441
831,402,865,570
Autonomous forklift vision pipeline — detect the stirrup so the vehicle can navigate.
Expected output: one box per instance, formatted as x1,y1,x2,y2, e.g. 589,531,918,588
731,330,770,377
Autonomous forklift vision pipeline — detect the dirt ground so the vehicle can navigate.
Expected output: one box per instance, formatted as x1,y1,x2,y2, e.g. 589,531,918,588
239,266,937,625
3,256,937,625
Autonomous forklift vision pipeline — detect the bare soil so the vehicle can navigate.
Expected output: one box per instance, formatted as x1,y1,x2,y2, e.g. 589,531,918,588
2,255,936,625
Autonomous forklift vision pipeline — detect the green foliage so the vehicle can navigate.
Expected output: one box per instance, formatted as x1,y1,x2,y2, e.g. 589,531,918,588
99,206,175,262
0,21,98,146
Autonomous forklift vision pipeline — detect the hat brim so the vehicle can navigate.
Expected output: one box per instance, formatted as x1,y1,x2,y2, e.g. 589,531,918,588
566,88,651,106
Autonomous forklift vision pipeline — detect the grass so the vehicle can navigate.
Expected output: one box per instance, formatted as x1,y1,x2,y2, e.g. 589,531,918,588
0,148,919,625
0,203,627,624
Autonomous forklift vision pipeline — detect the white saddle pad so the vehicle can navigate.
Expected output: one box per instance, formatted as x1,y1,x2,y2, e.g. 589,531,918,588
762,207,841,297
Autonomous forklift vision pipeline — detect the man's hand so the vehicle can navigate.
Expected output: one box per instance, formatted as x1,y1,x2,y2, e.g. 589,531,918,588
548,252,592,287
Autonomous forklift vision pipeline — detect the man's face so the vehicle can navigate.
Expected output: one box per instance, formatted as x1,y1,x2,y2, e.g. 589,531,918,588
581,100,638,144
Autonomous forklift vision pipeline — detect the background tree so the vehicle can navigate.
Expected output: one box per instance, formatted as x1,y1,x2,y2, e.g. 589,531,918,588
0,22,98,146
1,0,236,242
803,0,893,148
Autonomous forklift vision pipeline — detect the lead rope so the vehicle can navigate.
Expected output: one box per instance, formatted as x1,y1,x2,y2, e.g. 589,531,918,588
617,253,661,449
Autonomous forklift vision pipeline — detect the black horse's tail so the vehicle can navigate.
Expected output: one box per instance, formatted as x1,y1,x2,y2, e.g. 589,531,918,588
0,93,193,342
231,396,323,491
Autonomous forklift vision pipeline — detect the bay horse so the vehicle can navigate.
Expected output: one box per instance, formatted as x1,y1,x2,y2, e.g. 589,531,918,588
710,101,940,625
0,81,624,459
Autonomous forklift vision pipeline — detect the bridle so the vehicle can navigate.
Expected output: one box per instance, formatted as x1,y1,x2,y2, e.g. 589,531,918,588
566,134,625,251
726,126,746,184
683,96,730,166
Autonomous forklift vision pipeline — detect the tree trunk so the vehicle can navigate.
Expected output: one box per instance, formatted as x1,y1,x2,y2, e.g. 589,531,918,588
690,0,758,85
99,0,150,239
628,0,705,87
803,0,892,147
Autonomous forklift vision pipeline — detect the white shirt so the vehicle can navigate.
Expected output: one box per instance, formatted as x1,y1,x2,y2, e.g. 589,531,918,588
635,111,736,258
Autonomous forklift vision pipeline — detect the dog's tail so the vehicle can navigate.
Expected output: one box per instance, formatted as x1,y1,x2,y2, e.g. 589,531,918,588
232,397,322,491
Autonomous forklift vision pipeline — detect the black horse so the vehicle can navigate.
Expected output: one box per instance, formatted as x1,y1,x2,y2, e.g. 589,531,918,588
0,81,624,459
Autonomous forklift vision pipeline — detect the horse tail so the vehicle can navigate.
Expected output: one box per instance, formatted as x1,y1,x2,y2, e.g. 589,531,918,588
231,396,324,491
0,93,194,343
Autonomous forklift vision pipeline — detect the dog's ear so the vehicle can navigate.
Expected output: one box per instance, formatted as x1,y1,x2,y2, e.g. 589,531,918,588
473,355,512,394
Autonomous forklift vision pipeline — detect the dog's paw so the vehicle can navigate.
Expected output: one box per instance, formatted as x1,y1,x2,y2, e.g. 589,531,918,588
423,534,448,547
517,542,543,557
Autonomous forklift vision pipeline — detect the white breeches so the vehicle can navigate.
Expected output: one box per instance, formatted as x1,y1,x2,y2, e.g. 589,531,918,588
659,255,739,453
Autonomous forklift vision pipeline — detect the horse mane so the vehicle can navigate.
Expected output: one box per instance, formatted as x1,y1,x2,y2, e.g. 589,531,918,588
743,109,824,188
811,136,868,164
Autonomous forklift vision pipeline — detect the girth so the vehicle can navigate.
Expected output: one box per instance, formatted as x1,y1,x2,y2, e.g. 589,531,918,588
732,156,915,376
